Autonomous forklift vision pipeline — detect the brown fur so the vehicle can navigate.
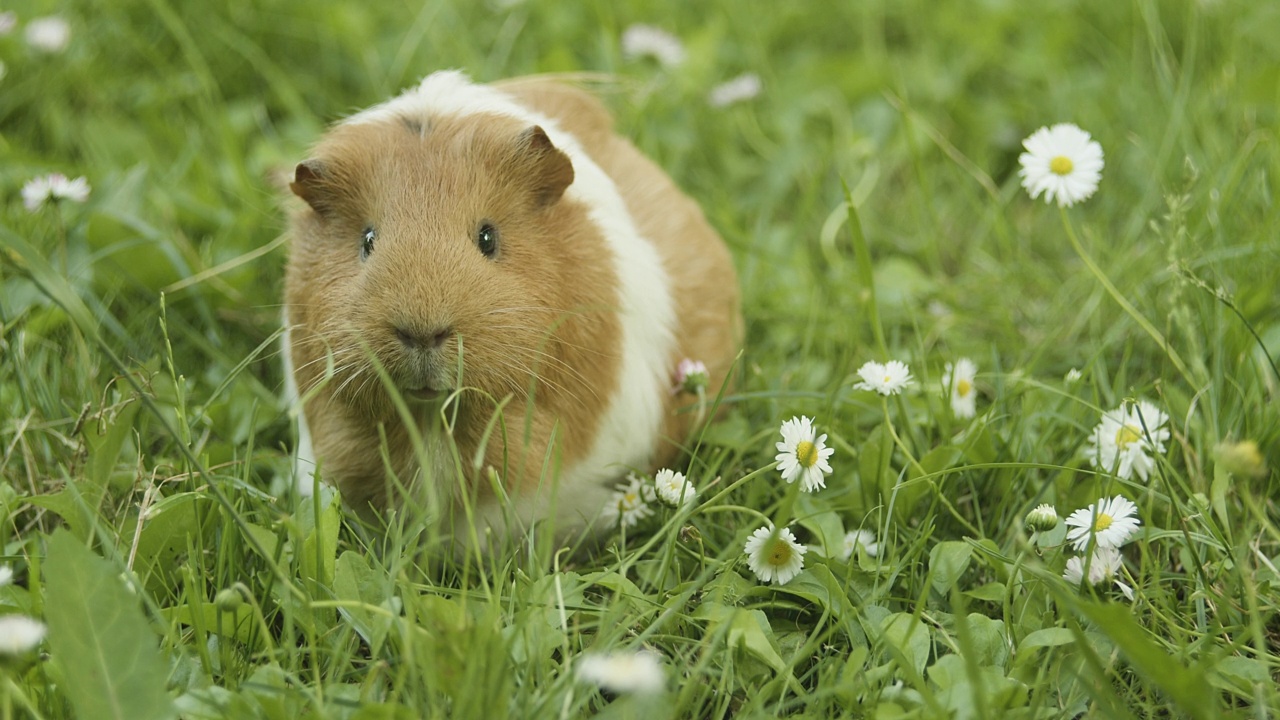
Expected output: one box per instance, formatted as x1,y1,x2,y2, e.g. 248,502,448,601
285,76,740,529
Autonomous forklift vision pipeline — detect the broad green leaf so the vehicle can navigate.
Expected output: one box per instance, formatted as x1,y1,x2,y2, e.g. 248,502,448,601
1016,627,1075,655
879,612,931,677
334,551,393,653
83,399,140,498
963,582,1005,603
1073,600,1215,719
299,493,340,586
161,602,260,650
25,490,91,540
956,613,1007,668
44,530,175,720
929,541,972,596
772,565,867,644
132,492,214,591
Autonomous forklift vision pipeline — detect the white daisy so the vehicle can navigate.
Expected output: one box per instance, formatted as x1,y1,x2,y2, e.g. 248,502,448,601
1064,495,1140,551
603,474,654,528
853,360,914,396
941,358,978,419
839,529,878,561
774,415,834,492
673,358,708,395
0,566,11,588
1018,123,1104,208
0,12,17,36
576,650,665,694
654,468,696,507
744,525,806,585
1064,368,1084,384
1024,503,1060,533
708,73,762,108
620,24,685,68
1063,546,1133,600
0,615,46,656
25,15,70,53
22,173,90,212
1086,400,1169,481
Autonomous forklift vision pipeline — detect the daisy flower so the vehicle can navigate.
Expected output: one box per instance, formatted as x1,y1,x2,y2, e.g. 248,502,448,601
1063,546,1133,601
25,15,70,53
941,358,978,418
654,468,696,507
1064,495,1140,551
1064,368,1083,384
22,173,91,212
744,525,806,585
0,615,46,656
603,474,654,528
839,529,878,561
853,360,914,396
708,73,762,108
1017,123,1104,208
621,24,685,68
1086,400,1169,481
1024,503,1060,533
576,650,665,694
774,415,834,492
0,566,11,588
673,358,708,395
0,12,18,36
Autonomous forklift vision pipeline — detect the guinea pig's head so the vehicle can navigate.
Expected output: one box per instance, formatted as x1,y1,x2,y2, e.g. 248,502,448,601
285,111,597,421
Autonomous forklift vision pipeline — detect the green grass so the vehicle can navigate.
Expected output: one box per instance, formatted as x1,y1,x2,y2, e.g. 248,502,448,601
2,0,1279,717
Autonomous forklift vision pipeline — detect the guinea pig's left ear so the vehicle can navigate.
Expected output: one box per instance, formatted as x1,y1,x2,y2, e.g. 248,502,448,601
515,126,574,207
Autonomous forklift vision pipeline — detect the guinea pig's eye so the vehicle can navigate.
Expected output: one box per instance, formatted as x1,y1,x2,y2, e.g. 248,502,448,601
476,222,499,259
360,227,376,261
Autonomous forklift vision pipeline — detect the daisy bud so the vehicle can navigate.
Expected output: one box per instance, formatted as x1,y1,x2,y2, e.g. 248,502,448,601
1214,439,1266,479
215,588,245,612
1025,503,1060,533
673,358,709,395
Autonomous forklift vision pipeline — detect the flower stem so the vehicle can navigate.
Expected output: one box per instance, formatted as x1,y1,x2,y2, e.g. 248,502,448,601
1058,206,1195,388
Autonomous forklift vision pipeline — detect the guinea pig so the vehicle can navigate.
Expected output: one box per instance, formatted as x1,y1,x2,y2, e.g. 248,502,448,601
281,70,740,547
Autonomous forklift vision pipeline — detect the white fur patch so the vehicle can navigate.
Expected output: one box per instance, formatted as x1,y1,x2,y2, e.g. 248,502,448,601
281,318,319,496
345,71,678,535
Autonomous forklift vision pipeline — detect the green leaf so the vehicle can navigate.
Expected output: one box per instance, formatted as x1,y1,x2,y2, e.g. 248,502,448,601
1016,627,1075,655
1073,600,1216,719
299,493,340,586
44,530,175,720
929,541,972,596
878,612,931,677
25,490,91,540
963,582,1005,603
334,551,393,654
83,399,140,499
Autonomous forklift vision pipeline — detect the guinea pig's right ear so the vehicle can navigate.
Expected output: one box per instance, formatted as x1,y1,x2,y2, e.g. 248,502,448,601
290,159,333,215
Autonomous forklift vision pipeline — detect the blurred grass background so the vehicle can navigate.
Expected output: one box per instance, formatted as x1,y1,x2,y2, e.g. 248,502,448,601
2,0,1279,717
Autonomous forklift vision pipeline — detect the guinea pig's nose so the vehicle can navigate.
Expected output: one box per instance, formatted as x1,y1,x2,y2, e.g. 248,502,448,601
394,324,453,351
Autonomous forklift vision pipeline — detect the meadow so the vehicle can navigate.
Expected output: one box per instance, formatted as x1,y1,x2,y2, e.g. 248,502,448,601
2,0,1279,717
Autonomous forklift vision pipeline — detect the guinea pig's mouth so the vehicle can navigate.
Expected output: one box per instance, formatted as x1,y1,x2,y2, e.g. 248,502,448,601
401,383,446,403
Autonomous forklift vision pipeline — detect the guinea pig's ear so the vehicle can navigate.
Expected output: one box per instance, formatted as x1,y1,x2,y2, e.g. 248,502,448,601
516,126,574,207
290,159,333,215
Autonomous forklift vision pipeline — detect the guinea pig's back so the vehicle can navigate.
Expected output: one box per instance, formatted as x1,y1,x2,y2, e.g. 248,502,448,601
496,78,742,454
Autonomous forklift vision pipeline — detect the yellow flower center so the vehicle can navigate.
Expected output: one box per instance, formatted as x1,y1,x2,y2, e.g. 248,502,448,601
1094,513,1113,532
766,539,793,566
795,441,818,468
1115,424,1141,449
956,378,972,397
1050,156,1074,175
